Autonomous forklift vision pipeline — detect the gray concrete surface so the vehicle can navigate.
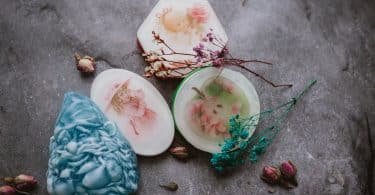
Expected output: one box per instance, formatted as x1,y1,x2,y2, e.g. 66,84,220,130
0,0,374,194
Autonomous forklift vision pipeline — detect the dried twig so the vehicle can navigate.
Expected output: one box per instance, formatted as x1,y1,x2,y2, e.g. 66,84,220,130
142,30,292,88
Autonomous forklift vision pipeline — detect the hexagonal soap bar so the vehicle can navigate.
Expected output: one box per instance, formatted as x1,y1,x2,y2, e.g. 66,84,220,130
137,0,228,78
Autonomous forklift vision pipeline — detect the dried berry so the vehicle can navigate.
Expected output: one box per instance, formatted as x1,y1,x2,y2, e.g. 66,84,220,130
74,53,96,74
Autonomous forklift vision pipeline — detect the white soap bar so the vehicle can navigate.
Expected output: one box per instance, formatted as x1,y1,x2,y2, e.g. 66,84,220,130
137,0,228,77
91,69,175,156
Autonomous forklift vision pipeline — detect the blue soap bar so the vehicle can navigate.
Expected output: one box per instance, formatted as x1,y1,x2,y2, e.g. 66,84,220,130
47,92,139,195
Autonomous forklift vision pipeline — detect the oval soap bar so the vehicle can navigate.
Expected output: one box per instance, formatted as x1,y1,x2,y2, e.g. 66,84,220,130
47,92,138,195
90,69,175,156
173,67,260,153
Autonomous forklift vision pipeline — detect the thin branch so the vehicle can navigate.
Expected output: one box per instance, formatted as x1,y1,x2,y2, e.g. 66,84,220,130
234,64,293,88
147,31,293,85
162,52,196,56
366,113,374,195
225,59,273,66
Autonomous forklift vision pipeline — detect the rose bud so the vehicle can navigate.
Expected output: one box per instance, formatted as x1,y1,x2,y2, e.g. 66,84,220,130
280,160,298,186
74,53,96,74
169,146,189,160
261,166,281,184
0,185,16,195
14,174,37,191
280,160,297,178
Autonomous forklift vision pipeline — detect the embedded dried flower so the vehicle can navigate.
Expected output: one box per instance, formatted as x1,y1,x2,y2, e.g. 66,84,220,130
14,174,37,192
169,146,189,160
74,53,96,74
261,166,281,184
0,186,16,195
159,182,178,191
187,4,209,23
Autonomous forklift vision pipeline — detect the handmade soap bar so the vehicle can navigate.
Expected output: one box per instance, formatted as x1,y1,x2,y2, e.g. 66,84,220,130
173,67,260,153
47,92,138,195
138,0,228,78
90,69,175,156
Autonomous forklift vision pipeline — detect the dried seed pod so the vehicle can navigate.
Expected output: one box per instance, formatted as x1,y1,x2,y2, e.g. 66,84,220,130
169,146,189,160
159,182,178,191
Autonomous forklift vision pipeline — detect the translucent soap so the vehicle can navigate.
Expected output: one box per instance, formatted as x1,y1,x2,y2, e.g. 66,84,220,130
47,92,138,195
173,67,260,153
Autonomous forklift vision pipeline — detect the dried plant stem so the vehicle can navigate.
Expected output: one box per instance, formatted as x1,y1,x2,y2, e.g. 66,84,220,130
159,39,195,56
146,31,293,88
162,52,195,56
192,87,206,99
235,64,293,88
224,59,273,66
130,119,139,135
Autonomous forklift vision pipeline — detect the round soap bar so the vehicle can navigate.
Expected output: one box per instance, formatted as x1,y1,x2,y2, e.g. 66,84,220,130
47,92,138,195
91,69,175,156
173,67,260,153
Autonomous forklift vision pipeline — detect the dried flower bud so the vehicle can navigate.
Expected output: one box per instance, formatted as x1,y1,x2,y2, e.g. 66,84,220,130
169,146,189,160
261,166,281,184
280,160,298,186
159,182,178,191
280,160,297,178
74,53,96,74
14,174,37,191
2,177,14,185
0,186,16,195
212,58,224,66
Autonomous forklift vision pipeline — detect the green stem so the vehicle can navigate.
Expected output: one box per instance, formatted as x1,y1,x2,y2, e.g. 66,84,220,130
296,79,317,100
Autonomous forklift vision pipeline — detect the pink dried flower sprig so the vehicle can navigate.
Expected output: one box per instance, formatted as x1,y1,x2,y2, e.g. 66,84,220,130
143,30,292,88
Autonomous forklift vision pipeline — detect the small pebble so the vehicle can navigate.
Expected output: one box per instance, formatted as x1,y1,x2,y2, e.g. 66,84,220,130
268,188,275,193
328,176,336,184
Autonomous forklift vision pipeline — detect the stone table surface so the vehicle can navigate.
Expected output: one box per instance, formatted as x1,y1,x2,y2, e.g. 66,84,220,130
0,0,374,194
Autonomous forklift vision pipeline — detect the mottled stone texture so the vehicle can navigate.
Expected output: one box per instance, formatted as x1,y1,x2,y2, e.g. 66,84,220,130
0,0,374,194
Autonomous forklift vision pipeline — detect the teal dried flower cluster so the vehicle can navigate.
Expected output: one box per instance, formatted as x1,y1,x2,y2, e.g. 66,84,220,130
211,80,317,172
